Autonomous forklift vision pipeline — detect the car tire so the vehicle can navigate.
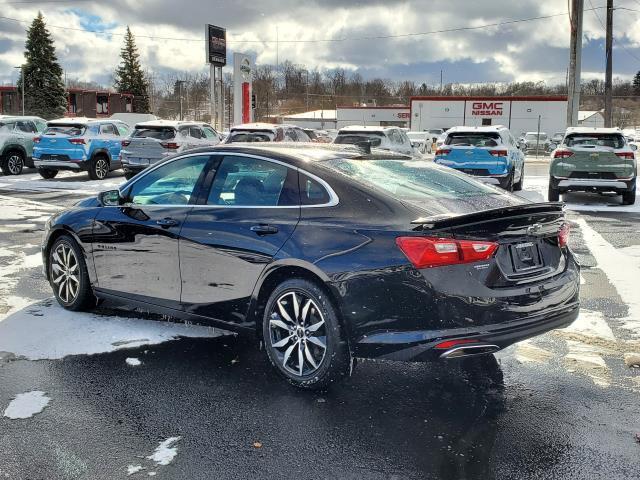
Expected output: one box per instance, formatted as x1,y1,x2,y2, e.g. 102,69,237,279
88,155,109,180
513,166,524,191
548,179,560,202
124,171,136,180
1,150,25,175
38,168,58,179
622,186,636,205
48,235,95,311
262,278,352,390
500,169,514,192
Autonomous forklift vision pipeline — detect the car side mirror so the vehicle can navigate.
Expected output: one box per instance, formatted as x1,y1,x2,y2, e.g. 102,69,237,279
631,144,638,151
99,189,122,206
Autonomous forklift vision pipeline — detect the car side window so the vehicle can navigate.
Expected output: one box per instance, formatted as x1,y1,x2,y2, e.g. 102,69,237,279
35,120,47,133
100,124,116,136
16,121,34,133
178,127,189,138
202,126,218,139
207,156,293,207
128,155,209,206
116,124,129,136
299,172,331,205
295,129,311,142
189,127,203,139
389,130,401,144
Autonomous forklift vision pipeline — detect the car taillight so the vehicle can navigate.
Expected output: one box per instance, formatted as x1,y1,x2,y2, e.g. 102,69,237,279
553,149,573,159
33,136,41,143
489,150,508,157
68,138,85,145
615,152,635,159
435,148,451,156
558,223,570,248
396,237,499,268
121,140,131,147
161,142,179,149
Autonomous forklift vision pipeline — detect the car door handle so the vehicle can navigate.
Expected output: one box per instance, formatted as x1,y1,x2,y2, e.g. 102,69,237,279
250,224,278,235
156,217,179,228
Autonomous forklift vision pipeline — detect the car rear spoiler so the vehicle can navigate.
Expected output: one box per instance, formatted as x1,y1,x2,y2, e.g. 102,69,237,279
411,202,565,230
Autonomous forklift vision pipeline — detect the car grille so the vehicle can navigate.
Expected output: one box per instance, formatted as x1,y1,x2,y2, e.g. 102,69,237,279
569,171,617,180
458,168,491,176
39,154,71,161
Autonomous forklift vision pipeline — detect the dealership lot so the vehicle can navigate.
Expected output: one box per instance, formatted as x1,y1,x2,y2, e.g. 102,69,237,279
1,163,640,479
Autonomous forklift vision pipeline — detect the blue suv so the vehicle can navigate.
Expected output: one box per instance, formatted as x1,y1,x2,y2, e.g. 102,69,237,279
33,118,131,180
434,125,525,191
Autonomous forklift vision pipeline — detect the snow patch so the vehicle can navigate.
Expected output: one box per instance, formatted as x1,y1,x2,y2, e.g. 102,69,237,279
564,340,610,387
561,309,616,341
147,437,181,466
126,357,142,367
0,300,222,360
3,391,50,419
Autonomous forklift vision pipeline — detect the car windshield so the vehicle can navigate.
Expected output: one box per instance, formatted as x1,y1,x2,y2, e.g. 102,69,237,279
445,132,500,147
132,127,176,140
334,133,383,147
322,158,500,200
565,134,625,149
44,125,85,136
227,131,275,142
525,133,548,141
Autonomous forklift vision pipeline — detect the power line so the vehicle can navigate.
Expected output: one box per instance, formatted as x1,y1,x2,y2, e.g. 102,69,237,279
0,6,611,44
587,1,640,63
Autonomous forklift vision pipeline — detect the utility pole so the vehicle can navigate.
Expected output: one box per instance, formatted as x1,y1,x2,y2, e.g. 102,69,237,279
604,0,613,127
567,0,584,127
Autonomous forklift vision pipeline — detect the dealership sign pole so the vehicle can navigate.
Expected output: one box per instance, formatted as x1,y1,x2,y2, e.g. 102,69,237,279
233,53,254,126
206,24,226,131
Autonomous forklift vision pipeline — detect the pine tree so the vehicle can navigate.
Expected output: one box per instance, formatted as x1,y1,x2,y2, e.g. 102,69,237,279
114,27,150,113
17,12,67,119
633,71,640,96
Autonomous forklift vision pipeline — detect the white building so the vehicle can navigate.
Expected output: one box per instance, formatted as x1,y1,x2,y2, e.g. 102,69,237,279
578,111,605,128
409,96,568,137
336,106,410,129
280,110,337,129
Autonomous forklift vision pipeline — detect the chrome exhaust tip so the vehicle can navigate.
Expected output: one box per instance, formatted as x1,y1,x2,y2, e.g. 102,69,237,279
439,344,500,359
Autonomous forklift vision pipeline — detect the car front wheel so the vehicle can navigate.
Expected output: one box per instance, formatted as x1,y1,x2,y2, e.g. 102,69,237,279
1,150,25,175
262,279,352,390
48,235,95,311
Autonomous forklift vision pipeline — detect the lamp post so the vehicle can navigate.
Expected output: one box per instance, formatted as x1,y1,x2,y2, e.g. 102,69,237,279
14,65,24,116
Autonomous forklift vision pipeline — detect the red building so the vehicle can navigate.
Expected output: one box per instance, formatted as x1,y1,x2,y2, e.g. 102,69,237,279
0,86,133,117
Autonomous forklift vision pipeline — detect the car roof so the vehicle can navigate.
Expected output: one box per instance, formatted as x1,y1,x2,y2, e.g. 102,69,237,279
230,123,281,131
0,115,45,122
524,131,548,135
338,125,399,133
565,127,622,135
445,125,508,133
134,120,209,128
47,117,119,126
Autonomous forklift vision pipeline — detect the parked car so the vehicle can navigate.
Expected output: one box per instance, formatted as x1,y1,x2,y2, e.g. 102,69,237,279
224,123,311,143
407,131,433,154
42,144,579,389
33,118,131,180
548,127,637,205
519,132,552,154
120,120,221,179
302,128,332,143
551,132,565,146
434,125,525,191
0,116,47,175
333,125,415,155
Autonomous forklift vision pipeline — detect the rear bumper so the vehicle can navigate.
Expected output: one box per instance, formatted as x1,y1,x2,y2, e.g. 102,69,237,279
355,303,579,362
552,176,635,193
123,163,148,174
34,160,86,171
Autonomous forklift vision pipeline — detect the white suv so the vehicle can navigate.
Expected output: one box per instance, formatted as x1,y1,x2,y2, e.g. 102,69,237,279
333,126,415,155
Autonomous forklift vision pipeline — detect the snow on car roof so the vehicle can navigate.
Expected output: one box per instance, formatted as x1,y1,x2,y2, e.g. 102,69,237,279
445,125,508,133
338,125,398,132
47,117,116,126
230,122,281,131
134,120,207,128
565,127,623,135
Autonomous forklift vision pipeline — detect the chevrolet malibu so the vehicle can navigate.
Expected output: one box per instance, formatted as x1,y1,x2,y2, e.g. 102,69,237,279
42,144,580,389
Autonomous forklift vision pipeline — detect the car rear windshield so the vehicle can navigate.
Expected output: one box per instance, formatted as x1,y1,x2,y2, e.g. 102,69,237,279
227,131,275,143
565,134,625,149
445,132,501,147
322,158,500,200
334,133,383,147
132,127,176,140
44,125,86,136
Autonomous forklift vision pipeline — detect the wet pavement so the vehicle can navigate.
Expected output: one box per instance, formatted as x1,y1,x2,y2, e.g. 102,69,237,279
1,172,640,479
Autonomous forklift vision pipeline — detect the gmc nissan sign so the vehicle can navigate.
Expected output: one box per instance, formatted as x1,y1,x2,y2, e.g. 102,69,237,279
471,102,503,116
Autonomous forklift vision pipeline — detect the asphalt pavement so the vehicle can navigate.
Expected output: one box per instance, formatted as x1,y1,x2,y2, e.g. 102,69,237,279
1,167,640,480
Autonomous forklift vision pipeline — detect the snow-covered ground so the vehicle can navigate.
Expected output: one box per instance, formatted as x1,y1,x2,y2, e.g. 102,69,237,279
0,169,125,195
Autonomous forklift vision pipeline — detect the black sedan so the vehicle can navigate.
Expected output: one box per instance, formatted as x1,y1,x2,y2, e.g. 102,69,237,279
42,144,580,389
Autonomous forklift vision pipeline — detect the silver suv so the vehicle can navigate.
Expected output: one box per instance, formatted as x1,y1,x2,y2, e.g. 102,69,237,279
121,120,221,179
0,116,47,175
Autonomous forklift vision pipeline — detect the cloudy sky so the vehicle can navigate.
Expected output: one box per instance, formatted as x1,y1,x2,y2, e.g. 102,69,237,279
1,0,639,87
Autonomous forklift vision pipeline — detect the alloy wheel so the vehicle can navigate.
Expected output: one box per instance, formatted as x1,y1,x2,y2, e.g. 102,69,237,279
7,154,23,174
51,243,80,304
268,291,327,377
94,158,108,179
